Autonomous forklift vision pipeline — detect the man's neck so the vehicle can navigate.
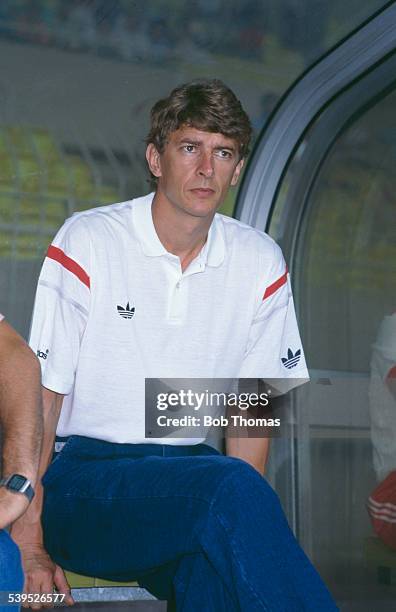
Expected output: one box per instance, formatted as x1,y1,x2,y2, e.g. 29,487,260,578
151,192,214,272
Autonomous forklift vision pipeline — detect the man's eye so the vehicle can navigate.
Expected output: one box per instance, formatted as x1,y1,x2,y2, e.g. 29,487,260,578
183,145,196,153
217,150,232,159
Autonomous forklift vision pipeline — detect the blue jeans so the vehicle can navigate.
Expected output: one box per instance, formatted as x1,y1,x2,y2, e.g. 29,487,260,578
41,436,337,611
0,529,23,611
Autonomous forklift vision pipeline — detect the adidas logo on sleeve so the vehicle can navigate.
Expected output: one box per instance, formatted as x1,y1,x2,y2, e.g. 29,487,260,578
281,348,301,369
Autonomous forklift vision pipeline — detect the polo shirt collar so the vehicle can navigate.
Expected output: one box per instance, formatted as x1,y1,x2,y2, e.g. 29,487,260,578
132,193,167,257
132,192,225,267
200,215,225,267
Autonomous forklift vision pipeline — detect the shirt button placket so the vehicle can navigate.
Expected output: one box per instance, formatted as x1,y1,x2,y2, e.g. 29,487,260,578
168,277,184,322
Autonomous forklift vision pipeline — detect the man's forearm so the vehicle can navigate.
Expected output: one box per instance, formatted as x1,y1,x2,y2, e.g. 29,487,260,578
11,388,63,544
226,437,270,475
0,324,43,484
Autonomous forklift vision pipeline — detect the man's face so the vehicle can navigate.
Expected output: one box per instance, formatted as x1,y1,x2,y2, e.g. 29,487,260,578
146,126,244,219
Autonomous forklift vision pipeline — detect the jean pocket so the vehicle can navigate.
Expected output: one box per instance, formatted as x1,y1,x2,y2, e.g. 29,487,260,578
41,436,76,487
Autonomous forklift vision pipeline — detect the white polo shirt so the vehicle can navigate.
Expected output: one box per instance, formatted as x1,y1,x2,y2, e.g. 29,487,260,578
29,192,308,444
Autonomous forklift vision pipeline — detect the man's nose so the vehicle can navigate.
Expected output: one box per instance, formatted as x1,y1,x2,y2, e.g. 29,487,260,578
197,152,214,178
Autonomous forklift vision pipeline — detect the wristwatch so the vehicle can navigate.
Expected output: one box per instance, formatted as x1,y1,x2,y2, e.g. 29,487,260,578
0,474,35,502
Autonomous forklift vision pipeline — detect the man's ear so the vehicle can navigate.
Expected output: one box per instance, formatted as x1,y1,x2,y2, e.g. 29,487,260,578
231,158,244,186
146,144,162,178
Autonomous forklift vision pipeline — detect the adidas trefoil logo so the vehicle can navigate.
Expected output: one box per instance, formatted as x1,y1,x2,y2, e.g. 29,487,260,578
117,302,135,319
281,348,301,369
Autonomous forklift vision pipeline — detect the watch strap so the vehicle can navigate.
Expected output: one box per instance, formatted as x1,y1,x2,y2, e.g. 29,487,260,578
0,474,35,502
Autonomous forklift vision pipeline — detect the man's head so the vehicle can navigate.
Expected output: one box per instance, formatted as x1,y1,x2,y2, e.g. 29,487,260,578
146,79,252,160
146,79,252,220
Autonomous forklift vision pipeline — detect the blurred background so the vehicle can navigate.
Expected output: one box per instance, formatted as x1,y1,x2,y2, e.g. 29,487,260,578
0,0,389,335
0,2,395,610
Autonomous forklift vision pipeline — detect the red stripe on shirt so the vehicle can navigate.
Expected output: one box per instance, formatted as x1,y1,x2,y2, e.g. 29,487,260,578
46,245,90,289
263,267,288,300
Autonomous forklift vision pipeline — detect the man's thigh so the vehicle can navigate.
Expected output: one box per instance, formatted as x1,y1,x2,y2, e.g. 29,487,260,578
41,438,240,581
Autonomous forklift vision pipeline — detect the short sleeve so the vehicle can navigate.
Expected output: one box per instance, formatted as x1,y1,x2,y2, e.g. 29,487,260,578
238,241,309,391
29,215,91,394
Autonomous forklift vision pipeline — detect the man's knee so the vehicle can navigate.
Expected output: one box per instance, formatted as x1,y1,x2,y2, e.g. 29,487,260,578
211,457,281,511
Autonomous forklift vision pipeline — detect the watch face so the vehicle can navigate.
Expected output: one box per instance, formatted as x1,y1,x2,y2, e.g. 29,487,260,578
8,474,27,491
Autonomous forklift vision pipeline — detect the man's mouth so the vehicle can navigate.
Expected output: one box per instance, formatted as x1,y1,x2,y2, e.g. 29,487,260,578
190,188,215,197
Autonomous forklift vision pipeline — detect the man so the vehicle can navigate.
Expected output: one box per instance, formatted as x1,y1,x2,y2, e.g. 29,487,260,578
367,311,396,549
11,79,337,610
0,314,42,610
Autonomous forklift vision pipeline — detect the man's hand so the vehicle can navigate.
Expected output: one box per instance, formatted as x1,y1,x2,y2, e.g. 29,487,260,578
0,488,29,529
19,544,74,609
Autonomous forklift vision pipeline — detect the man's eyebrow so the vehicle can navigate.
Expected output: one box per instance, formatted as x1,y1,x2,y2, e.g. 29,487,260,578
178,139,236,152
178,139,203,146
213,145,236,152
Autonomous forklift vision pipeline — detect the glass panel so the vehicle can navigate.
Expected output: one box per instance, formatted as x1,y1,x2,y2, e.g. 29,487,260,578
297,92,396,373
269,88,396,606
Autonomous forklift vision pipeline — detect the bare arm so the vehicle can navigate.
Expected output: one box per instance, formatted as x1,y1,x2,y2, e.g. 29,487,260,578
10,387,74,608
0,320,42,528
10,387,61,544
225,391,271,475
226,437,270,476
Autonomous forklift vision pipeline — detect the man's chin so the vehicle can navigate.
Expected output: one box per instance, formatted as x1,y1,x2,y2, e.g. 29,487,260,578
184,196,223,217
184,205,219,219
